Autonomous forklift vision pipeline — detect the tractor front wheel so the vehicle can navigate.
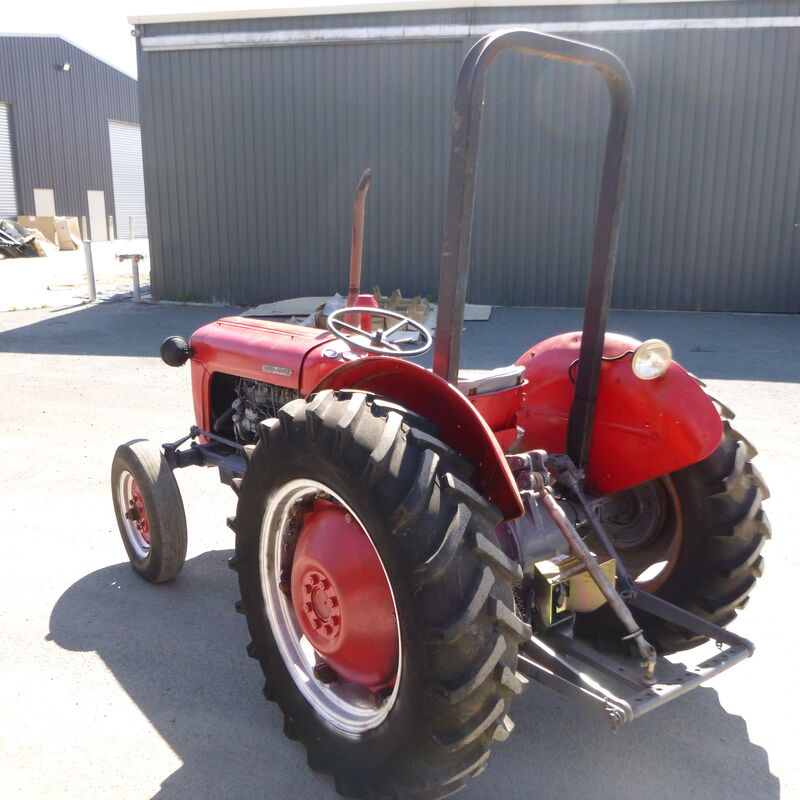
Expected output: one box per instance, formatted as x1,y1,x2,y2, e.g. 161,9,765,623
232,391,528,800
111,439,188,583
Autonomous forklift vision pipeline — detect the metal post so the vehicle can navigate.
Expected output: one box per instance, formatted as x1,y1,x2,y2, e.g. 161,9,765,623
81,216,88,241
128,216,134,240
108,215,115,241
83,239,96,303
131,255,141,303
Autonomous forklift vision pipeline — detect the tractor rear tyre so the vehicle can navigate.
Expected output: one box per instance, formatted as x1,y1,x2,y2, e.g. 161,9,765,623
111,439,188,583
232,391,529,800
579,419,770,654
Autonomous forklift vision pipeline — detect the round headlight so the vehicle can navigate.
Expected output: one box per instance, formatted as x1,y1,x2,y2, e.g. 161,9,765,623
631,339,672,380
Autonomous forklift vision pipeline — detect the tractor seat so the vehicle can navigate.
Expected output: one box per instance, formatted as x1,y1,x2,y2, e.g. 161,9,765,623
457,364,525,396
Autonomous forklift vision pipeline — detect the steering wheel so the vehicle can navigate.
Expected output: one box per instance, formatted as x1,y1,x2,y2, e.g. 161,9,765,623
326,306,433,357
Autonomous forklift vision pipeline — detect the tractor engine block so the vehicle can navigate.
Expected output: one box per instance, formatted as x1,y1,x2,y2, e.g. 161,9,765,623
232,378,299,444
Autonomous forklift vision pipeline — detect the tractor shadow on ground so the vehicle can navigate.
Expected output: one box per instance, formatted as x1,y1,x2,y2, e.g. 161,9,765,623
0,301,243,358
3,300,799,383
49,551,779,800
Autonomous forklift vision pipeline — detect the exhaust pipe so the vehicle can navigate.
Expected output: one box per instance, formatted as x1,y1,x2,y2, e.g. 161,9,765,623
346,169,372,323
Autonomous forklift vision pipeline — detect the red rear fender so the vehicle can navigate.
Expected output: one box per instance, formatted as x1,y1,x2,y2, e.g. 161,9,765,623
311,357,524,520
515,332,723,493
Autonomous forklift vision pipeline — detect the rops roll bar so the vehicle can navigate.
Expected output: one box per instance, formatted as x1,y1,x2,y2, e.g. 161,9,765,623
432,29,634,468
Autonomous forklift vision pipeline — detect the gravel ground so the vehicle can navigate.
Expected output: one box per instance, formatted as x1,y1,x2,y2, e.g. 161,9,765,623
0,300,797,799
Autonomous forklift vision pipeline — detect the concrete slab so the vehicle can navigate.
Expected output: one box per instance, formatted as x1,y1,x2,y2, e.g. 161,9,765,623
0,300,796,799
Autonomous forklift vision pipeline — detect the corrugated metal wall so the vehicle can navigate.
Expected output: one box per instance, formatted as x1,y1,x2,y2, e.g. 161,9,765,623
0,36,139,228
136,2,800,311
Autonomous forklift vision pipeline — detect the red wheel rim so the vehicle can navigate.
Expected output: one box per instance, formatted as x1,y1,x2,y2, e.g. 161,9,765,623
129,481,151,544
117,471,152,558
259,479,402,733
290,500,398,689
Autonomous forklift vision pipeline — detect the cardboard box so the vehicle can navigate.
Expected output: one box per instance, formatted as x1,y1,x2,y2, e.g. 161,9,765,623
53,217,81,250
17,216,57,246
16,216,82,250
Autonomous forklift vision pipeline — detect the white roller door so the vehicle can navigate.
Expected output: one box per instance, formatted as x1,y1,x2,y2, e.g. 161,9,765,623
108,120,147,238
0,103,18,218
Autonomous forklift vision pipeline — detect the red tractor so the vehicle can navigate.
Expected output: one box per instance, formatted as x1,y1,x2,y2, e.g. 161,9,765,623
111,31,768,800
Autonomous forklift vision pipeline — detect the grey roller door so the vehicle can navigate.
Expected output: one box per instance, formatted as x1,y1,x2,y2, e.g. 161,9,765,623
0,103,17,218
108,120,147,238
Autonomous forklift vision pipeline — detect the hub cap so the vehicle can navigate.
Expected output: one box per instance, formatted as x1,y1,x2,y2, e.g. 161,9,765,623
259,480,401,733
117,472,151,559
290,500,398,687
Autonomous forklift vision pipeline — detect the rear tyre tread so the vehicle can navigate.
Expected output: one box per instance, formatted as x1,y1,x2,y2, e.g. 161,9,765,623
437,633,507,705
426,567,495,644
697,575,756,615
715,535,765,579
492,715,515,742
499,666,524,695
433,696,506,752
471,531,523,584
726,421,758,460
390,450,440,532
407,427,471,474
364,410,404,477
334,393,369,451
487,596,532,642
441,751,492,787
443,474,502,525
258,417,281,443
413,504,470,586
234,392,522,800
652,422,765,653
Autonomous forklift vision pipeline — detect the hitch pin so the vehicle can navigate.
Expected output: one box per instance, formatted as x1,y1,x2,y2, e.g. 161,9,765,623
537,483,658,684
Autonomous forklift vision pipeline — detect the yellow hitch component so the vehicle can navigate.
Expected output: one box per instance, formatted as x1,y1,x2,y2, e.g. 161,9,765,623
533,555,617,628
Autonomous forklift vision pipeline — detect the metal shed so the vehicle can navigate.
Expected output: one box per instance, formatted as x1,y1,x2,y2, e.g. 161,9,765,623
0,35,145,240
131,1,800,311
